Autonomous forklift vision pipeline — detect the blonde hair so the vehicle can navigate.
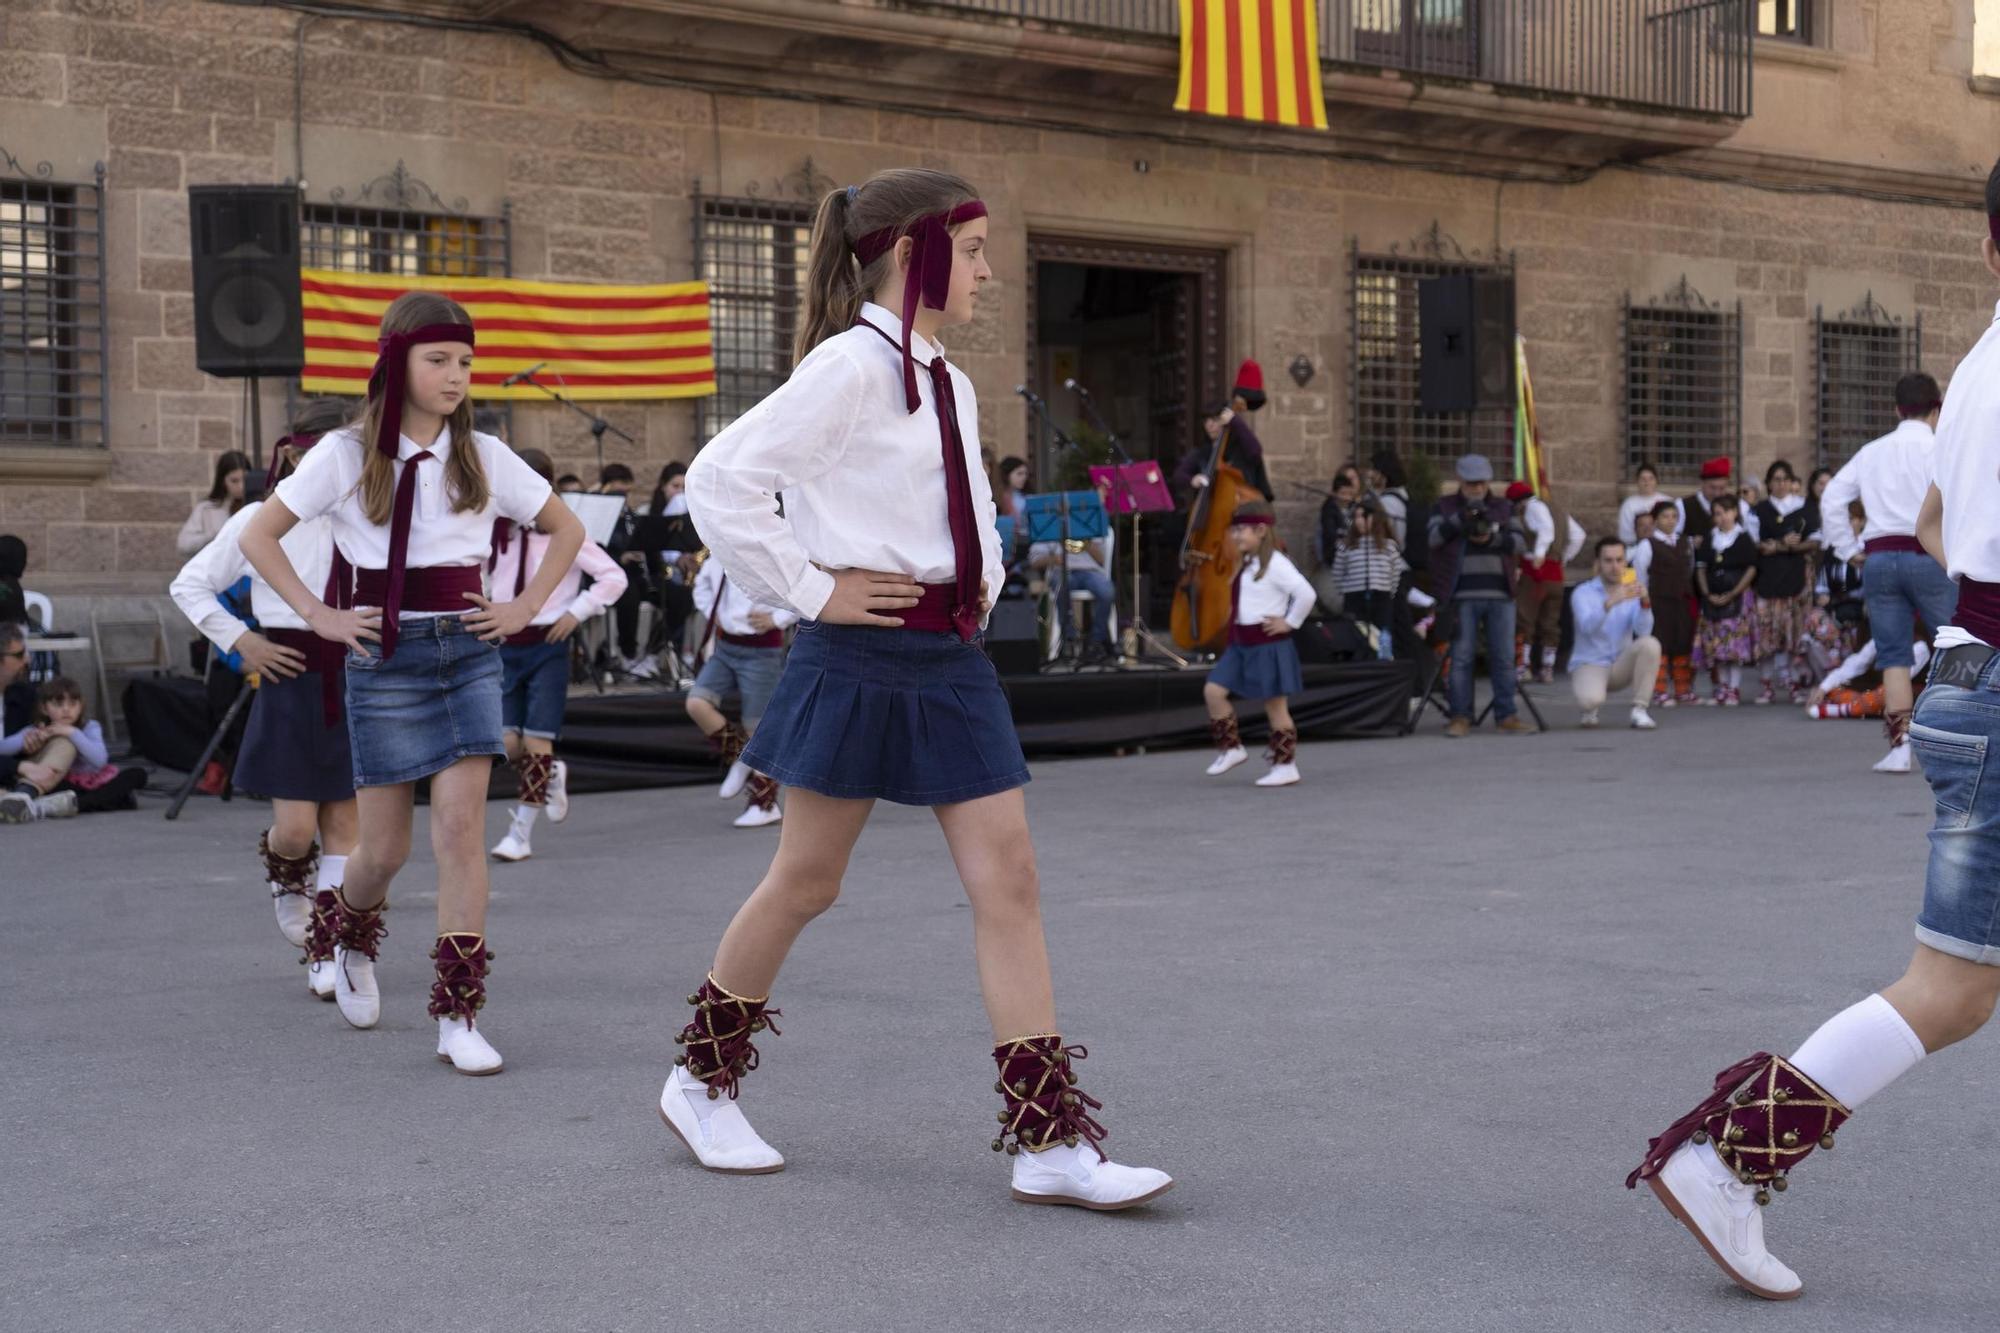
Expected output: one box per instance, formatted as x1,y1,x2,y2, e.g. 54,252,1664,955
794,168,980,364
1230,500,1277,579
356,292,488,526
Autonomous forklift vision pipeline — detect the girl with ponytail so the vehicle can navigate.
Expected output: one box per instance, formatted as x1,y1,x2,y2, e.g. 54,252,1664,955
669,169,1173,1209
239,291,585,1076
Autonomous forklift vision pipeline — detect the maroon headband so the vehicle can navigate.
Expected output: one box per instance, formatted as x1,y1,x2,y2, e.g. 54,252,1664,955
1989,214,2000,246
367,322,476,460
852,200,987,412
1230,511,1276,528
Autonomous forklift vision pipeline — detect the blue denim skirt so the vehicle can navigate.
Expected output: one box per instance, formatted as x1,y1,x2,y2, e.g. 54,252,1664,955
234,669,354,804
344,616,505,788
1207,638,1304,701
1910,653,2000,965
740,620,1029,806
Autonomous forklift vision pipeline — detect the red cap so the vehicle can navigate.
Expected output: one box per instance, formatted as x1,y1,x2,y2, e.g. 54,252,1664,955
1505,481,1533,502
1233,359,1263,393
1699,456,1732,480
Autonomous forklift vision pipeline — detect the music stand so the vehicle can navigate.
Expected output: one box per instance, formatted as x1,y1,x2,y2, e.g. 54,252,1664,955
1088,462,1184,667
1023,492,1108,668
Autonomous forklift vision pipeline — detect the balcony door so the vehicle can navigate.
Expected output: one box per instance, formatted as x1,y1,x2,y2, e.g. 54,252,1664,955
1349,0,1481,79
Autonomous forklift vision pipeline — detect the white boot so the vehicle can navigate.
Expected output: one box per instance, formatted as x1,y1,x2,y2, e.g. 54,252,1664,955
718,758,752,800
1629,705,1657,730
333,945,380,1029
1255,762,1301,787
272,892,312,947
436,1017,504,1075
1009,1141,1174,1211
491,806,537,861
1577,708,1600,729
307,957,337,1001
656,1065,784,1173
734,801,783,829
1873,741,1912,774
1205,747,1248,776
1646,1141,1802,1301
544,759,570,823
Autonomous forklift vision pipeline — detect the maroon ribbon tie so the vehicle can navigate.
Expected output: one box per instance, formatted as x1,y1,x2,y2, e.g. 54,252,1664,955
852,201,987,415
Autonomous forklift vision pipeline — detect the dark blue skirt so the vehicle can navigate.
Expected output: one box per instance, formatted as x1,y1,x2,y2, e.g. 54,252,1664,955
234,668,355,804
740,620,1029,806
1207,638,1304,701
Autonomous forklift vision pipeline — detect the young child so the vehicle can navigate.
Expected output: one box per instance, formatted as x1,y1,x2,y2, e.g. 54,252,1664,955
1806,639,1932,722
487,448,628,863
170,400,358,997
1693,494,1758,705
1751,460,1814,704
1618,461,1678,545
1329,493,1403,661
0,677,147,818
685,550,796,830
669,167,1171,1208
1645,500,1697,705
1202,500,1316,787
239,291,584,1076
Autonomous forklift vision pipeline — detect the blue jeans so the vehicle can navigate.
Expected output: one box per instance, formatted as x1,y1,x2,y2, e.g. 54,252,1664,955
498,640,571,740
1910,652,2000,964
1449,598,1517,722
343,616,503,788
688,640,785,727
1055,566,1115,644
1863,549,1958,670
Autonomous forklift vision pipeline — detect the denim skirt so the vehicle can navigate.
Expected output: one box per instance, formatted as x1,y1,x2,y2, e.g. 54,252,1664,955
1207,638,1304,701
344,616,504,788
234,669,354,804
1909,652,2000,965
740,619,1029,806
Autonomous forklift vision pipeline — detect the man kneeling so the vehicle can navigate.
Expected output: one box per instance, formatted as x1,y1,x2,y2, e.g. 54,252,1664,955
1569,537,1661,730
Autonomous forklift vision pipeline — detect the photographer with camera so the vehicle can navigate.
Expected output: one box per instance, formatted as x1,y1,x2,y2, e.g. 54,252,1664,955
1429,455,1529,737
1568,537,1661,730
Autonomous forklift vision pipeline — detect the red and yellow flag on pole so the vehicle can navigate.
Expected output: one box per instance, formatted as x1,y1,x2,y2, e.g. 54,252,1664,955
299,269,715,401
1174,0,1329,130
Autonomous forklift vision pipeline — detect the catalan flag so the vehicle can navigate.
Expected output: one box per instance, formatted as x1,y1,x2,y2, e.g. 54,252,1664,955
299,269,715,401
1174,0,1329,131
1514,336,1547,494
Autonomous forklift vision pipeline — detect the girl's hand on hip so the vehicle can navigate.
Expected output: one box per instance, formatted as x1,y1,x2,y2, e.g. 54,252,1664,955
819,567,923,627
544,612,580,643
308,604,381,653
463,592,534,643
1260,616,1293,636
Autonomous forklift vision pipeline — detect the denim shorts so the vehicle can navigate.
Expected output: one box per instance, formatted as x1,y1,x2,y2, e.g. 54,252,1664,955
1909,653,2000,965
688,640,785,726
498,640,571,740
1863,549,1958,671
344,616,504,788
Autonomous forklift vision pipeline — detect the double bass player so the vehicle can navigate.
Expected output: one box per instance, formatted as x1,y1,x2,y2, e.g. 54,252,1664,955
1171,362,1277,653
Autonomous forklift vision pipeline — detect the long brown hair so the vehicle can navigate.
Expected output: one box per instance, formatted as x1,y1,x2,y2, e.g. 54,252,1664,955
794,168,980,364
355,292,488,525
1231,500,1277,579
36,675,86,727
208,450,251,510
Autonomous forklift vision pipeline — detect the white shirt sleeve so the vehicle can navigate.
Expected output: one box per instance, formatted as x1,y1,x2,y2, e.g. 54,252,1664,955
1821,457,1865,563
1525,499,1555,560
960,378,1004,621
685,344,867,620
483,435,555,526
169,503,257,654
1562,515,1586,564
274,437,347,522
691,551,723,616
562,541,628,623
1272,553,1316,627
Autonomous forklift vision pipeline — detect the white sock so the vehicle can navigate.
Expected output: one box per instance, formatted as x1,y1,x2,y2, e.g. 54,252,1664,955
511,804,539,837
1724,664,1742,690
1771,652,1790,683
316,854,347,891
1787,993,1925,1111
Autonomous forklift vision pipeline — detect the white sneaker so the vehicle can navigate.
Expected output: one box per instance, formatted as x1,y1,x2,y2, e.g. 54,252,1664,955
0,790,36,823
627,655,661,681
656,1065,784,1173
436,1017,504,1075
719,758,752,800
1629,706,1657,730
1578,708,1600,729
333,945,380,1029
491,829,533,862
1009,1141,1174,1211
1205,746,1248,776
32,790,78,819
544,760,570,824
734,802,783,829
1254,762,1301,787
272,893,311,948
307,957,337,1001
1646,1141,1802,1301
1873,741,1912,774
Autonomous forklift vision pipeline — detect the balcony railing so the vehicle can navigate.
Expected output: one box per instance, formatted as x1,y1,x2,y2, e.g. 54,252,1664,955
908,0,1754,118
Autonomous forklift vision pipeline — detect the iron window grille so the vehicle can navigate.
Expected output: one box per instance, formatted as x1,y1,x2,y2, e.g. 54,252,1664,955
0,152,107,448
692,193,816,443
1622,277,1741,481
1815,294,1920,470
1348,227,1516,478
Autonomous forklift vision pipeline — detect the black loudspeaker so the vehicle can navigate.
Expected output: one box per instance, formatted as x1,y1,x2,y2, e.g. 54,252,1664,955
1418,272,1514,413
188,185,305,378
984,597,1041,677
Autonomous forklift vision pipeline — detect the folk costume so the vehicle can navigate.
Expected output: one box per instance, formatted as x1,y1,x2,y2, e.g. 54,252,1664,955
1693,525,1758,703
1203,510,1315,787
1645,530,1697,704
688,555,796,829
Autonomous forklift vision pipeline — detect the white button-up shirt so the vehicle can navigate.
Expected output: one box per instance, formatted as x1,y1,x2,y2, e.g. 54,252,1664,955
685,302,1002,622
1234,550,1316,627
1819,417,1937,564
1933,301,2000,584
487,527,629,627
691,553,799,637
170,499,332,651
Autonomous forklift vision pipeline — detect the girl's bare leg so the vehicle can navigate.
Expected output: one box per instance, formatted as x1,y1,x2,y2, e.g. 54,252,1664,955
340,784,414,910
934,788,1055,1041
429,756,497,934
709,788,875,997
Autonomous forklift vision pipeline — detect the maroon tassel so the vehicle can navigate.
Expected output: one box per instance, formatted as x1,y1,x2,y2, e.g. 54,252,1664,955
516,753,554,806
1265,728,1298,766
992,1034,1110,1162
1885,708,1912,747
259,830,318,900
332,891,387,961
1209,715,1240,753
428,932,492,1024
745,772,779,812
301,889,339,967
1627,1053,1851,1204
710,722,749,768
673,975,780,1101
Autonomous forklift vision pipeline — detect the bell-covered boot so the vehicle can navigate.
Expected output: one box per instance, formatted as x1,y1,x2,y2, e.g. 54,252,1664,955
431,932,502,1075
993,1034,1173,1211
658,975,784,1173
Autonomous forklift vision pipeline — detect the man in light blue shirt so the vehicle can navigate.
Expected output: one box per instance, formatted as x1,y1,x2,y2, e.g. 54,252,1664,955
1568,536,1661,730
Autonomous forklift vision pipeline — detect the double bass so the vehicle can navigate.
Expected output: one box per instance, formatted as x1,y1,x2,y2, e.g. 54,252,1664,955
1170,416,1252,651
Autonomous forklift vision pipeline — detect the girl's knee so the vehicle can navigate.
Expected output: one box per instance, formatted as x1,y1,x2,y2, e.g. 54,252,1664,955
767,869,843,919
1203,683,1231,706
971,855,1042,919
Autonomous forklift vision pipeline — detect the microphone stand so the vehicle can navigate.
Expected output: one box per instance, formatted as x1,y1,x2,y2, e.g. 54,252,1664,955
509,369,638,475
1065,379,1185,669
1019,388,1088,670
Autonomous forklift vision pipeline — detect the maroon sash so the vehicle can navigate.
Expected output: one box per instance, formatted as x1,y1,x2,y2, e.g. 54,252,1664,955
1864,535,1926,556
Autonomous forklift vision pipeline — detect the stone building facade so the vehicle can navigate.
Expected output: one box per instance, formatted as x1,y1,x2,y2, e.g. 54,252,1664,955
3,0,1998,599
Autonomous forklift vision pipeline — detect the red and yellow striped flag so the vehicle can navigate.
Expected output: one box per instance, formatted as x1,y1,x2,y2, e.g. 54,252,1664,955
299,269,715,401
1174,0,1329,130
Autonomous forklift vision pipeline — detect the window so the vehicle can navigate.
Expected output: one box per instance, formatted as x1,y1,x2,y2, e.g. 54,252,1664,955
694,195,814,442
1816,296,1920,468
1348,235,1515,476
1,164,106,447
1622,278,1741,480
1757,0,1811,42
300,204,506,277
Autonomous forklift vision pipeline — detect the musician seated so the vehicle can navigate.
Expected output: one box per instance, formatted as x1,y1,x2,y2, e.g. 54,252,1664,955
1029,533,1115,654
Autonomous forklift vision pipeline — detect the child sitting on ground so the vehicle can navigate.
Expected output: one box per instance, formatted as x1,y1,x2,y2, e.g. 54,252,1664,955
0,677,147,821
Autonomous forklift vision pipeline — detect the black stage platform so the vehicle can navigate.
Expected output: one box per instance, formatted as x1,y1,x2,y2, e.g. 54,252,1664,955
555,659,1413,795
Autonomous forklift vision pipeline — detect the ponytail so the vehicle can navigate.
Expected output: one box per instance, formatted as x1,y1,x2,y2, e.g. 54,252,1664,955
795,187,862,365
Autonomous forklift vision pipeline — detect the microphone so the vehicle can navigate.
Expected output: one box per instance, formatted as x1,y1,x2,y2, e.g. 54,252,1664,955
1015,384,1046,409
501,362,547,387
1064,377,1092,399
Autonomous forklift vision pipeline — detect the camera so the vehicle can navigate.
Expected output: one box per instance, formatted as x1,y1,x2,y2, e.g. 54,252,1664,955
1461,508,1493,542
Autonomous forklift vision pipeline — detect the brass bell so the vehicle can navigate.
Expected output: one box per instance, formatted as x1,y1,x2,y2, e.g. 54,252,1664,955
1727,1124,1746,1143
706,1086,721,1101
1820,1132,1836,1150
1735,1090,1754,1106
1772,1176,1789,1193
1005,1143,1020,1156
1771,1087,1789,1104
673,1032,686,1045
1738,1168,1755,1185
1779,1130,1799,1149
998,1110,1010,1123
1754,1189,1771,1207
994,1081,1005,1096
1691,1129,1709,1145
1064,1134,1078,1149
673,1055,686,1067
1062,1092,1078,1106
687,992,702,1006
991,1138,1004,1152
1014,1080,1028,1097
750,1018,766,1032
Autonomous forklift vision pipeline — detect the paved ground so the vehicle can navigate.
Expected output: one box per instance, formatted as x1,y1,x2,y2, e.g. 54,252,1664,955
6,683,1997,1333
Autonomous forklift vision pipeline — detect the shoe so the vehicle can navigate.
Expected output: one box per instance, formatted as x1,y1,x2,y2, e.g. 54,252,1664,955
436,1016,504,1076
32,790,78,819
544,759,569,824
1753,686,1775,705
1660,695,1678,709
1496,716,1531,734
1630,706,1657,730
307,957,337,1001
273,893,311,948
1675,692,1700,706
733,802,783,829
196,761,227,796
1010,1141,1175,1212
491,829,532,862
1646,1141,1802,1301
1445,717,1472,739
333,945,380,1029
1873,741,1912,774
0,790,35,823
719,758,752,800
1205,746,1249,775
1254,763,1300,787
1722,688,1741,707
1535,667,1555,685
1578,709,1600,729
656,1064,785,1173
626,655,660,681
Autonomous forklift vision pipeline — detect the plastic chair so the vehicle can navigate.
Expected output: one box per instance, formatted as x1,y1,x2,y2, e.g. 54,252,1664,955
22,589,52,632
